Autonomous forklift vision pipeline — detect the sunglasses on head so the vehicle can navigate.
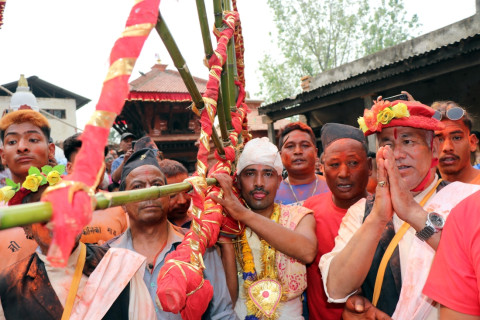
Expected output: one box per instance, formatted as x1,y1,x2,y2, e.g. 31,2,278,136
432,107,465,121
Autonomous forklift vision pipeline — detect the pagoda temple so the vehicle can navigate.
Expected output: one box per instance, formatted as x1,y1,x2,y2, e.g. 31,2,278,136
116,63,289,171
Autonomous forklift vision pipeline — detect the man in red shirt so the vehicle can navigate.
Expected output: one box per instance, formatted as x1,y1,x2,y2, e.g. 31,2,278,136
423,190,480,319
304,123,371,319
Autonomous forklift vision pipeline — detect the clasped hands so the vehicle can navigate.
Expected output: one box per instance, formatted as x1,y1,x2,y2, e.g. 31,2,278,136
373,146,424,224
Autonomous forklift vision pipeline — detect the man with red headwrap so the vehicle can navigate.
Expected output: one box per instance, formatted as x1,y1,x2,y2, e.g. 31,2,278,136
319,100,480,320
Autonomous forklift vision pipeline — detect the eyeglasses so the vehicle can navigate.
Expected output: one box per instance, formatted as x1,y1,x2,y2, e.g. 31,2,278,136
432,107,465,121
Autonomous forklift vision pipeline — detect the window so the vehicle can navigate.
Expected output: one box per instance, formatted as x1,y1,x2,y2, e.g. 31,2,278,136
44,109,66,119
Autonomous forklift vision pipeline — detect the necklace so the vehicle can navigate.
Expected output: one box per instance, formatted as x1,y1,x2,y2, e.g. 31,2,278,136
236,204,285,319
287,175,319,203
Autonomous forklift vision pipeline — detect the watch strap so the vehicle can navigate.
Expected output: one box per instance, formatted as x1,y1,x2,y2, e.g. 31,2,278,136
415,225,435,241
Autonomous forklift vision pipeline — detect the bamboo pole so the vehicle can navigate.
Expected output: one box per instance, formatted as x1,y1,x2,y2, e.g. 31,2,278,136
223,0,238,122
195,0,229,142
213,0,234,133
0,178,217,230
155,11,225,154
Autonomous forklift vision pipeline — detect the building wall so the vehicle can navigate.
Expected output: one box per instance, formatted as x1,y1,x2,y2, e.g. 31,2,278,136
0,96,78,143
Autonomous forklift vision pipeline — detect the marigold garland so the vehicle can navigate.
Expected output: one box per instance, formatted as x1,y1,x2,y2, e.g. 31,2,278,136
236,204,286,320
358,101,410,133
0,165,65,203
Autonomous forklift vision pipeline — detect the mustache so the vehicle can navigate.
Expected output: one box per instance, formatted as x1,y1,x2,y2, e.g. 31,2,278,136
440,154,460,161
249,187,269,195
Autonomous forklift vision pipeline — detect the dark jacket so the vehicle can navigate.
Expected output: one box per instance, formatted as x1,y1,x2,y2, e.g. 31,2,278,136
0,244,129,320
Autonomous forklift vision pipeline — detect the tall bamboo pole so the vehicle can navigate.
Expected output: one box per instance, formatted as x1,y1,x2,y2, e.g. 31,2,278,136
213,0,234,133
223,0,238,120
195,0,229,142
0,178,217,230
155,12,224,154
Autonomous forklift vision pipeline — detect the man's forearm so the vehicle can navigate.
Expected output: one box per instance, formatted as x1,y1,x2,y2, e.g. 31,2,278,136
243,212,317,264
327,214,387,299
111,162,125,182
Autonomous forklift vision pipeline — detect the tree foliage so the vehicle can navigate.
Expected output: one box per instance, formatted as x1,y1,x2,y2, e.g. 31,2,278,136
258,0,420,104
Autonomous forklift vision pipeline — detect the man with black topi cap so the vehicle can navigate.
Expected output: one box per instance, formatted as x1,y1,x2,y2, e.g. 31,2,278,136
106,148,236,320
304,123,372,319
111,132,135,182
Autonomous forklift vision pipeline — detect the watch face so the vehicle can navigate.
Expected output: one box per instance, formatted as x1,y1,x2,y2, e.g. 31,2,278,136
429,213,445,228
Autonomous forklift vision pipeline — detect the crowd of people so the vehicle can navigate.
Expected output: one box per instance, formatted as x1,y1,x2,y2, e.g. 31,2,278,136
0,95,480,320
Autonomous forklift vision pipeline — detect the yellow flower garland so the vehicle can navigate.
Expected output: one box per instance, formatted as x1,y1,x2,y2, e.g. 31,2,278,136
236,204,286,319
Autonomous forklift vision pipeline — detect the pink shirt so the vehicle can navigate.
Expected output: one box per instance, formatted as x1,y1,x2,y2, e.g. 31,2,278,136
423,190,480,316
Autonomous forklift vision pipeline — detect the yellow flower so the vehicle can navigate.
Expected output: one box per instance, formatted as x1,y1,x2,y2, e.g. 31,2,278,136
22,175,43,192
391,103,410,118
47,170,62,186
0,186,15,202
377,108,395,125
357,117,368,133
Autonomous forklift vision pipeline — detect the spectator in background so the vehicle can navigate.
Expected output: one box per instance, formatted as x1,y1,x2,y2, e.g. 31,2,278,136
304,123,371,320
105,153,114,183
472,130,480,168
159,159,192,229
111,132,135,182
431,101,480,184
275,122,329,206
63,133,128,244
366,151,378,194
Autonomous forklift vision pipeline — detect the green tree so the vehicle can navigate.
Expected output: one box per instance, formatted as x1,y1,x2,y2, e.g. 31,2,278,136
259,0,420,103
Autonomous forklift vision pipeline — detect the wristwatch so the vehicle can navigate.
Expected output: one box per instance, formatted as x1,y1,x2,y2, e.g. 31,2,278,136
415,212,445,241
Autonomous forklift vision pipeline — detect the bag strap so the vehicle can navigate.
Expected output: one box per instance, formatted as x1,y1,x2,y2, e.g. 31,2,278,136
61,242,87,320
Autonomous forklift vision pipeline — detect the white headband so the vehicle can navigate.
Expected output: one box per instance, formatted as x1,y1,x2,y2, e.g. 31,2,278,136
236,137,283,176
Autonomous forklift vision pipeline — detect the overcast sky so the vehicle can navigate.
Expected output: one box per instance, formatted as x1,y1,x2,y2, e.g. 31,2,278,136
0,0,476,129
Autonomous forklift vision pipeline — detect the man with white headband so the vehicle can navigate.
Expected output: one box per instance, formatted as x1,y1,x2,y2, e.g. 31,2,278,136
212,137,317,320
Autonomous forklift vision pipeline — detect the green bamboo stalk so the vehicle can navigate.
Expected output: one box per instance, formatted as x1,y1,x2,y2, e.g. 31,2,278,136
0,178,217,230
195,0,229,143
156,13,204,110
214,0,234,132
223,0,238,122
155,11,225,154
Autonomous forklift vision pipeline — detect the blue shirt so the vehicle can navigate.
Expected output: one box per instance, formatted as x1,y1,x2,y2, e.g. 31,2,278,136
275,175,329,206
111,155,125,177
107,224,237,320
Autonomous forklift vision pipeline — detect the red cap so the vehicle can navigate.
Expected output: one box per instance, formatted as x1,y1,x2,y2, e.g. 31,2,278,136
358,99,443,136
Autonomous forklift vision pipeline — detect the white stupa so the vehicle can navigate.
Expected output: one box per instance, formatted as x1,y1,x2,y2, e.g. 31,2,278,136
9,74,39,111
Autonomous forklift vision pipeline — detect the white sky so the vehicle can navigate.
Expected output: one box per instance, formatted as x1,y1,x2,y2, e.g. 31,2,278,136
0,0,476,130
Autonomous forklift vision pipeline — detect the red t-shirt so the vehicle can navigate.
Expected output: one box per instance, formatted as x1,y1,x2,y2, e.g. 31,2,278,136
423,190,480,316
304,192,347,320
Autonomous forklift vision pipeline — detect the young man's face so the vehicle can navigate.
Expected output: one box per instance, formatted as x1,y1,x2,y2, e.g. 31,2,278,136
1,122,54,182
166,173,192,223
323,139,371,204
280,130,318,178
237,164,281,215
377,127,438,191
435,119,476,176
123,165,169,225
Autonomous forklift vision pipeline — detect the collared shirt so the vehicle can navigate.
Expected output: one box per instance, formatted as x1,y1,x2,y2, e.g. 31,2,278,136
108,224,237,320
319,176,441,320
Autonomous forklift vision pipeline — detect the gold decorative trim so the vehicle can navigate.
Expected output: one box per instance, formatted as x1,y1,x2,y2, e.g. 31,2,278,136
121,23,154,37
87,110,117,128
105,58,136,82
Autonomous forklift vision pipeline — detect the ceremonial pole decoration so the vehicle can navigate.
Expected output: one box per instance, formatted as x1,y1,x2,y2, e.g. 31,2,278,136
39,0,161,267
156,2,251,317
0,0,6,29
